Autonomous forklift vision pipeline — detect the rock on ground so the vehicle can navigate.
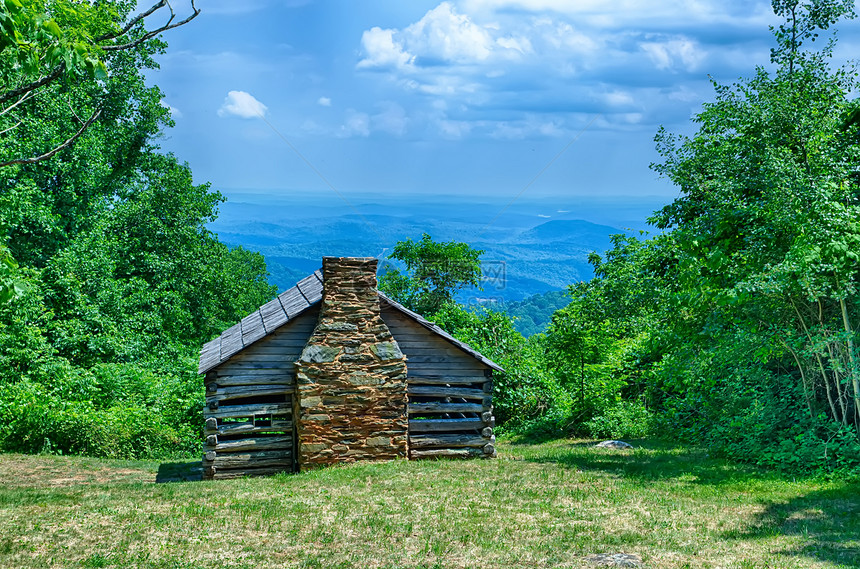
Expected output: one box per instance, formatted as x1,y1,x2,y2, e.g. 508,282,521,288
585,553,642,567
594,440,634,450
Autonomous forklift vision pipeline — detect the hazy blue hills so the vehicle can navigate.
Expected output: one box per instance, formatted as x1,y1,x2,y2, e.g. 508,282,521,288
209,191,661,303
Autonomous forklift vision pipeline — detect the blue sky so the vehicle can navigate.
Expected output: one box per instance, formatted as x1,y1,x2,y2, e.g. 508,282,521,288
148,0,859,204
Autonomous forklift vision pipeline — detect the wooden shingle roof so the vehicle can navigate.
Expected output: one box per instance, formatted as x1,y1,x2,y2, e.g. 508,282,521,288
198,269,503,374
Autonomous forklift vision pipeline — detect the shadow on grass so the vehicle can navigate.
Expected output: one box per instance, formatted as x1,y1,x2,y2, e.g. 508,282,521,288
156,460,203,483
510,436,860,567
511,436,769,486
722,484,860,567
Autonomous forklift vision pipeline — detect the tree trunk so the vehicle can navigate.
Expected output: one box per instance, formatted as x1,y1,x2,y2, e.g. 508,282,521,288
839,298,860,429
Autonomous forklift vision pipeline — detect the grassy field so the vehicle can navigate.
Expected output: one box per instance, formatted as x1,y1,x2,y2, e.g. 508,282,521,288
0,438,858,569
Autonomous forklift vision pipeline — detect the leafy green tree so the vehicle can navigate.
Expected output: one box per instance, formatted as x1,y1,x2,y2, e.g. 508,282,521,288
379,233,483,316
0,0,278,460
0,243,27,303
651,0,859,433
433,303,570,430
0,0,198,168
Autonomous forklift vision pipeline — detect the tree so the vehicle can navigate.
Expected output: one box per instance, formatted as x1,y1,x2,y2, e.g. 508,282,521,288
0,0,199,168
378,233,483,316
0,1,278,460
0,243,27,302
651,0,859,432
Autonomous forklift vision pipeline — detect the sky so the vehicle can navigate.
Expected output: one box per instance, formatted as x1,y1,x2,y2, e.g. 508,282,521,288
147,0,859,205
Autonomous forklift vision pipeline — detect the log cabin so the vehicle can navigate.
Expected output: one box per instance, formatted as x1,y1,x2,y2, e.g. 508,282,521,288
198,256,501,479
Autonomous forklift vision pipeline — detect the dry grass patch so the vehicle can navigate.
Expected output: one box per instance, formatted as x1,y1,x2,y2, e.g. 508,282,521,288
0,439,857,568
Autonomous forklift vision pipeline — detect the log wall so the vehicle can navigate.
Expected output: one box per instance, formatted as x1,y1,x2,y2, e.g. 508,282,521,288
202,306,319,479
381,305,496,459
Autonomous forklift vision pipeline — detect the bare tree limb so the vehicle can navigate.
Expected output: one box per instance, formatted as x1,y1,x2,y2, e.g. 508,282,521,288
0,1,199,169
0,120,23,137
0,90,36,117
101,1,199,52
0,64,65,107
0,108,101,168
93,0,167,43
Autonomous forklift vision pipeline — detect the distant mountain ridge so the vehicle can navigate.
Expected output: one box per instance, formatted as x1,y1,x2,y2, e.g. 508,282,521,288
210,192,651,302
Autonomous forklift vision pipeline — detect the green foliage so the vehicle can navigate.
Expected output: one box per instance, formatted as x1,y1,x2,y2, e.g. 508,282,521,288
530,0,860,476
584,401,654,440
431,303,571,430
0,242,28,303
0,1,273,460
379,233,483,315
501,289,571,337
0,0,107,81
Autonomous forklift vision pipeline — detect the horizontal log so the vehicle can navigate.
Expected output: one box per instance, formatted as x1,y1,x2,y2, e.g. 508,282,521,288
205,403,292,419
407,386,486,400
251,337,311,348
408,418,484,432
208,450,291,468
210,436,293,453
205,384,294,404
241,346,302,355
483,443,495,455
410,448,484,459
214,367,292,376
409,402,484,414
227,353,298,363
409,434,488,448
407,375,486,386
216,361,296,371
211,374,294,387
206,420,293,436
211,466,292,479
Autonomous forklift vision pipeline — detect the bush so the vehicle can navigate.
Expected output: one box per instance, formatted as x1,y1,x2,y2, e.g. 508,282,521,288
0,376,202,460
585,400,654,439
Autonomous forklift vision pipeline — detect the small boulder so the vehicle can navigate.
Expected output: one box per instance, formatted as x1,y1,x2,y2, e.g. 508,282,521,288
595,440,634,450
585,553,642,567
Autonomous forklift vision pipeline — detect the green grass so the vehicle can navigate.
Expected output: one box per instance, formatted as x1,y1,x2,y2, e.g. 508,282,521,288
0,438,858,568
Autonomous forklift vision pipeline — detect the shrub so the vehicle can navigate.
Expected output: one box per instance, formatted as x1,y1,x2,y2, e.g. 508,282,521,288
585,400,654,439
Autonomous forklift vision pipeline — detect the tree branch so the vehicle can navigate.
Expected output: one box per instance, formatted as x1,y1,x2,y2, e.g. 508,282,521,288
0,64,65,107
0,1,199,105
93,0,167,43
102,1,200,52
0,120,23,137
0,90,37,117
0,108,101,168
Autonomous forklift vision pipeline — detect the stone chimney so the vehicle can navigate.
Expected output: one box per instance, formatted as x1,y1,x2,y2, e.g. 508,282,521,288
295,257,409,468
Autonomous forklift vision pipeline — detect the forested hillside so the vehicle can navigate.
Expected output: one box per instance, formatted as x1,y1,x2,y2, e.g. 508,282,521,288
0,1,275,458
502,290,571,336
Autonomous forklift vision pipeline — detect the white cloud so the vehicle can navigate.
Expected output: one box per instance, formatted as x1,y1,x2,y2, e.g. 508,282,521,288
604,91,634,106
338,110,371,138
357,27,413,69
352,0,783,140
640,37,704,71
160,100,183,118
217,90,268,119
318,97,332,107
358,2,530,72
404,2,494,63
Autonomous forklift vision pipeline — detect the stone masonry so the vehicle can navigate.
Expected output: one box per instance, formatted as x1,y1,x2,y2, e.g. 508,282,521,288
295,257,409,468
